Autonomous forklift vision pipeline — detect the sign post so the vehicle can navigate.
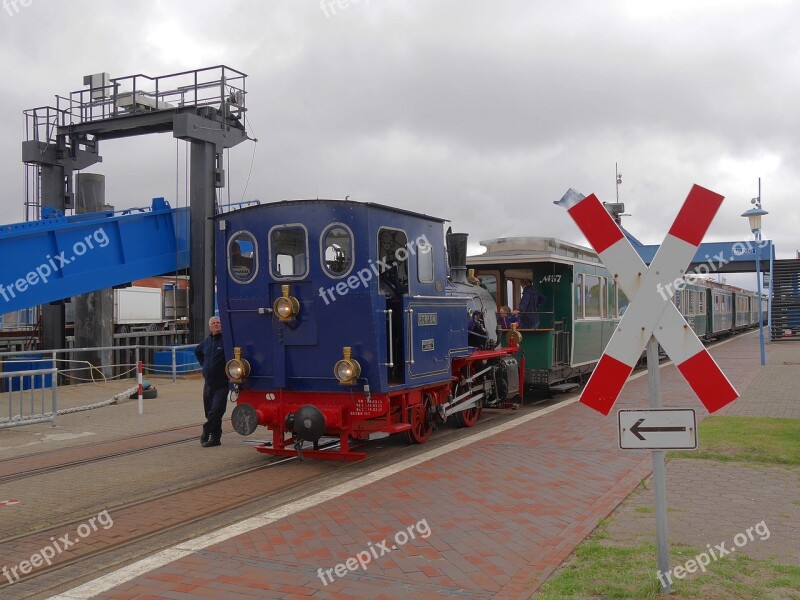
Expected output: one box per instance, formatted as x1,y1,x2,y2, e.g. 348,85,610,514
648,336,671,594
556,184,739,595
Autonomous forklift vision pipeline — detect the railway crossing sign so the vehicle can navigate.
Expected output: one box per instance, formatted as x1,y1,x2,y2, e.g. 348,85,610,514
618,409,697,450
556,185,739,415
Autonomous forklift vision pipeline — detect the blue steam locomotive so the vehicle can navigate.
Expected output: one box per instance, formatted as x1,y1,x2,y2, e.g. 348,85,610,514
216,199,522,460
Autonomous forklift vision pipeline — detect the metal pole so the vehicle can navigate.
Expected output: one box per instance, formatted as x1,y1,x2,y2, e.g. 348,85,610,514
648,336,671,594
172,347,177,383
768,240,773,342
756,229,765,365
137,359,143,415
50,367,57,427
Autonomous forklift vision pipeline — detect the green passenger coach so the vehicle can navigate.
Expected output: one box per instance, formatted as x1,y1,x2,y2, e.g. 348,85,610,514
468,237,628,393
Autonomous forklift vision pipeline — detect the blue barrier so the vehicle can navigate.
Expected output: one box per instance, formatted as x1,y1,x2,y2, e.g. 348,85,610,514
2,354,53,391
152,349,201,374
0,198,189,315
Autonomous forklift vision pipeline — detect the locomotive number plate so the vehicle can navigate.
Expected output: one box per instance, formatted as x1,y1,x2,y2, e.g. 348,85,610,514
352,396,387,418
418,313,438,326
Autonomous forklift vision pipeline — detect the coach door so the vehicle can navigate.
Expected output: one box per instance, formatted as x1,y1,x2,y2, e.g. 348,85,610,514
378,227,409,386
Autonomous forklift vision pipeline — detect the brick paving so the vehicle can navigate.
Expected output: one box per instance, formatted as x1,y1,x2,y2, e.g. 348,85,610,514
722,339,800,418
603,460,800,564
41,332,776,600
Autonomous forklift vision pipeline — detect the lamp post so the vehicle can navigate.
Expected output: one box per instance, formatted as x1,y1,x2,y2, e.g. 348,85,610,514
741,179,768,366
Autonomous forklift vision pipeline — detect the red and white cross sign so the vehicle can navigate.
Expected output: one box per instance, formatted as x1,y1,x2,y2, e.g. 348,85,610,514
556,184,738,415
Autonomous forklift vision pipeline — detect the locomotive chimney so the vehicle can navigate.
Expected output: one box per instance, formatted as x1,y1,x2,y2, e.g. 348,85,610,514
447,232,469,284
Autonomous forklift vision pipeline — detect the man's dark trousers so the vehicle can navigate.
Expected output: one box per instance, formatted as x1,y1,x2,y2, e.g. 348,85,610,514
203,384,228,442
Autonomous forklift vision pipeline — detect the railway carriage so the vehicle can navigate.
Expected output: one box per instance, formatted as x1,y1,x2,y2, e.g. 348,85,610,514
707,280,734,337
734,289,756,330
468,237,627,393
672,277,710,340
215,199,522,460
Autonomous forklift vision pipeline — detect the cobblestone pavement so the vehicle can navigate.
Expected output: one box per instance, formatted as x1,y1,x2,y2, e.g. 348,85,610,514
722,340,800,418
600,337,800,572
603,460,800,564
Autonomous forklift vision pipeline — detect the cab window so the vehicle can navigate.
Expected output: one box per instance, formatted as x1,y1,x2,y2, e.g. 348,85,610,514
228,231,257,283
417,238,434,283
269,225,308,279
377,228,409,295
321,224,354,278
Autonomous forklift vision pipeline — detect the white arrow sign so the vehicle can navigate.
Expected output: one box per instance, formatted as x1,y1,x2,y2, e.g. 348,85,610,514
618,409,697,450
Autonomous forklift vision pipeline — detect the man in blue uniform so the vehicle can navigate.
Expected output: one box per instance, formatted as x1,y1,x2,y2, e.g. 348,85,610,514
517,279,546,329
194,316,228,447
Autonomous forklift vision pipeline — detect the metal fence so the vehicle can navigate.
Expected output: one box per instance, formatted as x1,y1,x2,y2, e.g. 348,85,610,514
0,337,201,429
0,365,58,429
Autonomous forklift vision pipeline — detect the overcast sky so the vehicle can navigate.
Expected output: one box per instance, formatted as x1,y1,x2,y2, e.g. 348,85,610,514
1,0,797,291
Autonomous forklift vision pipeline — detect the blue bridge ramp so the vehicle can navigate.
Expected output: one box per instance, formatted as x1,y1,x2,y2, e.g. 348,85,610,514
0,198,189,315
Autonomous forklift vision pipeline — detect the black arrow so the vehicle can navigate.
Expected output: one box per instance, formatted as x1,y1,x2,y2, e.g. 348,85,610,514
630,418,687,441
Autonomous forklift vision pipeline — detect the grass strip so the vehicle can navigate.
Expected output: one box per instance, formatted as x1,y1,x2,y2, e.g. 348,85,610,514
534,531,800,599
668,416,800,465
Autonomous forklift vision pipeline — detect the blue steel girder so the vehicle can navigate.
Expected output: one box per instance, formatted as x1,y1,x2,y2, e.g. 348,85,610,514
632,241,774,274
0,199,189,315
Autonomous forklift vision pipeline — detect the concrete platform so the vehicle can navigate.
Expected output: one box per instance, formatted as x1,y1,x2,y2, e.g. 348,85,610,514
32,331,787,599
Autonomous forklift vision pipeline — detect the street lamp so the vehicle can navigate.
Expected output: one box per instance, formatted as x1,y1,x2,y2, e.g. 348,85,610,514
741,186,768,366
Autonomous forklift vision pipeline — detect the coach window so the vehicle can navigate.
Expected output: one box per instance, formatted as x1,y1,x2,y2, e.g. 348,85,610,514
699,292,705,315
688,291,695,315
583,274,605,318
616,284,629,317
417,238,434,283
269,225,308,279
321,224,354,278
575,275,584,318
228,231,257,284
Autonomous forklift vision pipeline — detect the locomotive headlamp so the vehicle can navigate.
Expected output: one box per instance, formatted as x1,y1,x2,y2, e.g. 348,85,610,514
273,284,300,321
334,346,361,385
225,346,251,382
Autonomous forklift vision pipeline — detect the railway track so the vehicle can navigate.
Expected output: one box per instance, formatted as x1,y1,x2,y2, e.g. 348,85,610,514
0,399,563,599
0,423,231,485
0,438,370,598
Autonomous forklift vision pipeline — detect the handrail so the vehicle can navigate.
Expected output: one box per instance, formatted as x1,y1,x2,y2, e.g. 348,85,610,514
405,308,415,365
381,309,394,368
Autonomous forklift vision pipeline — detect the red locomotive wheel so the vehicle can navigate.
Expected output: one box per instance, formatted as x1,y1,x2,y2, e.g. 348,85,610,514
406,393,434,444
454,363,482,427
456,403,482,427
